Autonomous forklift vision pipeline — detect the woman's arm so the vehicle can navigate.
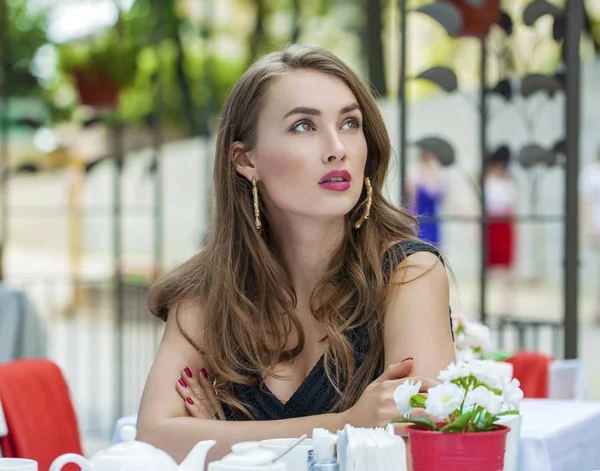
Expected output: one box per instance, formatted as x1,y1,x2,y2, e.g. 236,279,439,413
381,250,455,470
139,408,345,465
136,301,349,463
383,251,455,379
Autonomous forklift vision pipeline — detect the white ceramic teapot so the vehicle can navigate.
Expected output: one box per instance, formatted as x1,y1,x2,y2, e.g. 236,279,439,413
208,442,286,471
49,425,216,471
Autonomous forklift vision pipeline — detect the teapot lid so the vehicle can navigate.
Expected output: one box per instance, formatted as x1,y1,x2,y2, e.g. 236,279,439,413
220,442,277,466
95,425,177,465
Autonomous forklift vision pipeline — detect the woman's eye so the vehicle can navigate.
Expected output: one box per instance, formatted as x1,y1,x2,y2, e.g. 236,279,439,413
342,119,361,130
293,122,313,133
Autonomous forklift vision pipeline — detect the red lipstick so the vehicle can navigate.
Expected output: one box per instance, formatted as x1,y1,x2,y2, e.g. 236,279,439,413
319,170,352,191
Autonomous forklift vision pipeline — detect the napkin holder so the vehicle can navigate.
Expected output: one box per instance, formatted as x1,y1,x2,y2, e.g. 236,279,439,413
337,424,407,471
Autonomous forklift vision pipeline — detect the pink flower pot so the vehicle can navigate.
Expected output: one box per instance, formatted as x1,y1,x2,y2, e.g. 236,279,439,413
408,424,509,471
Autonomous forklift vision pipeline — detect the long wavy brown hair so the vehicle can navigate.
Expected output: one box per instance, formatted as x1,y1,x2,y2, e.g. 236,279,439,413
148,44,419,418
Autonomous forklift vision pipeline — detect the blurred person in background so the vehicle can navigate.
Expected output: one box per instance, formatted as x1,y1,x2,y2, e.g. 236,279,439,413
407,145,447,248
136,45,455,466
484,145,518,317
580,146,600,323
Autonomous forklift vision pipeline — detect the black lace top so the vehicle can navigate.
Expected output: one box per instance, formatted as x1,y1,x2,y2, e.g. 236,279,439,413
221,239,449,421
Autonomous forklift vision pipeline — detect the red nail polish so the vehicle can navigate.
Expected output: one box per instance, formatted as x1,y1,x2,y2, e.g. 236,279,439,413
186,397,194,405
184,367,193,378
178,378,187,388
200,368,208,379
402,357,413,362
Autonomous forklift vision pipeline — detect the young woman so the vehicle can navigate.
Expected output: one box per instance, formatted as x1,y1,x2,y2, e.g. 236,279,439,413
137,44,455,465
484,146,518,316
407,145,448,248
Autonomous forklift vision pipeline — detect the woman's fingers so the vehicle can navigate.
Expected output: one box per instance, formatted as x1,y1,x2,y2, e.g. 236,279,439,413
198,368,226,420
176,367,212,418
175,375,205,418
410,407,439,423
390,408,439,437
392,422,410,437
386,376,440,392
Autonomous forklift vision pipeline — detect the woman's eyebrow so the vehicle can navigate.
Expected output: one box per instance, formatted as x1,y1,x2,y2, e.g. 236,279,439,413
340,103,360,114
283,106,320,119
282,103,361,119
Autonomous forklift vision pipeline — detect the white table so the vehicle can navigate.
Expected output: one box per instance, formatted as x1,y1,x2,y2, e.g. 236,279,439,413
518,399,600,471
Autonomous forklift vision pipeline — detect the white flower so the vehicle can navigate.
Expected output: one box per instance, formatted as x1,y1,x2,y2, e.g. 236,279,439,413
501,377,524,410
464,386,504,415
455,348,477,363
425,382,464,419
451,312,468,332
439,360,471,382
481,360,513,382
393,380,422,415
452,314,494,360
469,360,503,389
454,332,469,351
464,323,493,352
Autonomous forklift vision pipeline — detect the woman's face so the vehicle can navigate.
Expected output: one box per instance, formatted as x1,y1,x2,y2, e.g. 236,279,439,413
238,69,368,223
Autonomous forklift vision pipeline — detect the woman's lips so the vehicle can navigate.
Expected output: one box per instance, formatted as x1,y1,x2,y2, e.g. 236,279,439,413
318,170,352,191
319,181,351,191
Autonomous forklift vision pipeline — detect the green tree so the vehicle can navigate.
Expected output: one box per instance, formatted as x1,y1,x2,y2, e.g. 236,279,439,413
1,0,49,97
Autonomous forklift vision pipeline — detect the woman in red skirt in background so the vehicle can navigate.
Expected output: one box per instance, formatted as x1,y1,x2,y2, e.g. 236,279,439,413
485,146,518,316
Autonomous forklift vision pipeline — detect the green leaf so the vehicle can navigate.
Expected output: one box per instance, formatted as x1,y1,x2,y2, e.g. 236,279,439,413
440,411,472,432
475,425,496,431
390,418,439,430
481,350,515,361
410,394,427,408
497,410,520,416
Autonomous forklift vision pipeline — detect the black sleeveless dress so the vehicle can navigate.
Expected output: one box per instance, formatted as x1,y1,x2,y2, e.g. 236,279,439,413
221,239,450,421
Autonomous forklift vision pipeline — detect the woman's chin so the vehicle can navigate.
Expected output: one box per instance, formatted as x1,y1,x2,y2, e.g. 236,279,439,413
314,207,358,222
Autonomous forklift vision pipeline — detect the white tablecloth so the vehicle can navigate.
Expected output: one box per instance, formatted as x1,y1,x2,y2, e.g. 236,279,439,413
518,399,600,471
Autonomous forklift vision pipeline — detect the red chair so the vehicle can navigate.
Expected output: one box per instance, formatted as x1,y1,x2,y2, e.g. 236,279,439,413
505,350,553,398
0,359,83,470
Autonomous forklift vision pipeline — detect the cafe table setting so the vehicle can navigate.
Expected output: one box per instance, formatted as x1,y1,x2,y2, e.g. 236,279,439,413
106,314,600,471
4,352,600,471
105,357,523,471
4,311,600,470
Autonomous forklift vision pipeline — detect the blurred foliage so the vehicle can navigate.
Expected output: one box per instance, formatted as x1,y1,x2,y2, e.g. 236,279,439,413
2,0,50,97
50,0,354,132
4,0,600,130
57,31,140,88
118,40,246,130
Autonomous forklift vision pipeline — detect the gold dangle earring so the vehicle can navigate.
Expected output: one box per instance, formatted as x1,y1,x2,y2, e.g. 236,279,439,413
252,177,262,231
354,177,372,229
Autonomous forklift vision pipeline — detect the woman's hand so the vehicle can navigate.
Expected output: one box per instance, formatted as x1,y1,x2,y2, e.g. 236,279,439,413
341,359,439,435
176,367,226,421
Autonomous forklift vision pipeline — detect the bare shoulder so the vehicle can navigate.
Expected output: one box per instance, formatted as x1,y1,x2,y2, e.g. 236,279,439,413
163,298,206,340
382,248,454,373
389,249,447,287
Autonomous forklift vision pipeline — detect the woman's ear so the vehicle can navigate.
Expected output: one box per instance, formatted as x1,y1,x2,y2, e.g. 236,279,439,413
231,141,257,181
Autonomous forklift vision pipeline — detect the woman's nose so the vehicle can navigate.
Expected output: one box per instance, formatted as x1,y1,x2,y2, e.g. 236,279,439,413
323,133,346,163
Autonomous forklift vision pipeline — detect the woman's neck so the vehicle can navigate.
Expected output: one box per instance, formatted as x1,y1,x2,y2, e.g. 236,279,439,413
271,216,346,304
